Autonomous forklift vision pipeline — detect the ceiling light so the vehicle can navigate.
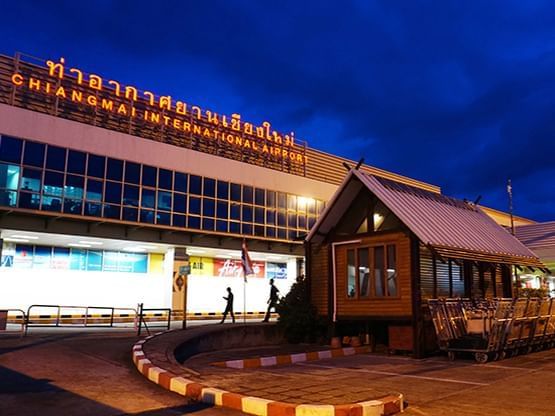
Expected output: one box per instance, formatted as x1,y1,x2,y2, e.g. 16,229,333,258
139,244,158,249
4,238,30,243
123,246,146,252
187,248,207,254
78,241,103,245
10,235,39,239
68,243,92,248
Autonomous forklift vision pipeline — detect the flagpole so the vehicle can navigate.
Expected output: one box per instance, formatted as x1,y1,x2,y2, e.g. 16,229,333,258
243,273,246,325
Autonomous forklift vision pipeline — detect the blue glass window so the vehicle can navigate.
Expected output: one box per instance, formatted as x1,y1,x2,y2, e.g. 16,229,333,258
266,227,276,238
106,158,123,181
123,185,139,206
255,189,265,206
216,220,227,232
230,183,241,202
0,190,17,207
278,193,286,209
63,198,82,215
159,169,172,190
174,172,188,193
298,215,307,229
157,212,171,225
267,191,276,207
173,193,186,213
287,194,297,211
217,181,229,199
173,214,186,227
104,182,122,204
188,216,200,229
42,196,62,212
125,162,140,184
242,223,253,235
103,204,121,219
141,189,155,209
65,175,84,199
67,150,86,174
278,211,286,227
229,222,240,234
216,201,228,219
86,179,103,201
43,171,64,196
142,165,156,187
0,163,20,190
202,218,214,230
203,178,215,197
23,141,45,167
123,207,138,222
22,168,41,192
203,199,215,217
278,228,287,239
0,136,23,163
255,207,264,224
230,203,240,221
242,186,253,204
87,154,105,178
255,225,264,236
266,210,276,225
84,202,102,217
18,192,40,209
189,196,201,215
157,191,172,211
46,145,66,171
287,212,297,228
242,205,253,222
189,175,201,195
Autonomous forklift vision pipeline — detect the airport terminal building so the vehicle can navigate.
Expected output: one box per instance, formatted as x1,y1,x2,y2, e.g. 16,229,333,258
0,53,536,317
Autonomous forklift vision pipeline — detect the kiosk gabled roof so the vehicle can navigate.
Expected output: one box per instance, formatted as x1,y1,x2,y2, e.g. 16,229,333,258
515,221,555,250
307,170,543,267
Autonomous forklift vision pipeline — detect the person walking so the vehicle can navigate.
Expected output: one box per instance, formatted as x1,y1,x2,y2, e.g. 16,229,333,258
220,287,235,324
262,278,279,322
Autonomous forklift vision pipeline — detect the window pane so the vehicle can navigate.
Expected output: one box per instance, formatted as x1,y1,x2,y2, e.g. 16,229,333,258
123,206,138,221
142,165,156,187
230,183,241,202
0,163,20,190
229,222,240,234
63,198,82,215
87,154,105,178
174,172,188,193
84,202,102,217
106,158,123,181
298,214,307,229
141,188,155,208
242,205,253,222
65,175,84,199
189,196,201,215
22,168,41,192
255,188,265,206
123,184,139,206
203,198,215,217
0,136,23,163
104,182,122,204
159,169,172,190
0,190,17,207
217,181,229,199
287,194,297,211
452,262,464,297
157,212,171,225
86,179,103,201
202,218,214,231
125,162,140,184
266,210,276,225
277,228,287,239
358,248,370,297
216,220,227,232
173,193,186,213
46,145,66,171
203,178,215,197
255,225,264,236
42,196,62,212
217,201,228,219
387,245,397,297
18,192,40,209
242,223,253,235
190,175,201,195
307,199,316,215
157,191,172,211
188,216,200,229
374,246,385,297
103,204,121,219
230,203,240,220
347,249,356,298
23,141,45,167
140,209,155,224
242,186,253,204
173,214,186,227
287,212,296,228
267,191,276,207
43,171,64,196
266,227,275,238
277,192,286,209
67,150,86,174
277,211,286,227
255,207,264,224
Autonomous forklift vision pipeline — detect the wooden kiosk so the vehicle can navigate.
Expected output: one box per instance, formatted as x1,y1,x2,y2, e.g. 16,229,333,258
306,169,545,357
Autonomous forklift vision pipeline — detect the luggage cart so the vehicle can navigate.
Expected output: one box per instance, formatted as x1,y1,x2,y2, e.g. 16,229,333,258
530,298,553,351
429,298,514,363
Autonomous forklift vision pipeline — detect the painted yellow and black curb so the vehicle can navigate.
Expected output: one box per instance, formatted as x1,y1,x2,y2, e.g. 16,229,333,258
211,346,371,369
132,333,404,416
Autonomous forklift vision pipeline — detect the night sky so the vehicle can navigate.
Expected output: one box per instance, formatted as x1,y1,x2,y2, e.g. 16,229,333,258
1,1,554,221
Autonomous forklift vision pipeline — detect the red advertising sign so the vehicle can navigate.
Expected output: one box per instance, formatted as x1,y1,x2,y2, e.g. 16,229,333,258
214,258,265,278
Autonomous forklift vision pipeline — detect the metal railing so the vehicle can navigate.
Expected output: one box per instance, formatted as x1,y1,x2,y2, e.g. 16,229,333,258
0,309,27,336
136,303,171,336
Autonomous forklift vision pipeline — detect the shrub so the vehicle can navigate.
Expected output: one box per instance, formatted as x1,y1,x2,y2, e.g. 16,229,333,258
276,276,327,343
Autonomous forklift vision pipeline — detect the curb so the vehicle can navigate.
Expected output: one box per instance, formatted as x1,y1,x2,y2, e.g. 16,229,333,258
212,346,371,369
132,332,404,416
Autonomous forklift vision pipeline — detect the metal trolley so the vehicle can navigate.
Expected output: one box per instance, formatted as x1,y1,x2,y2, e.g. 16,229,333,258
428,298,554,363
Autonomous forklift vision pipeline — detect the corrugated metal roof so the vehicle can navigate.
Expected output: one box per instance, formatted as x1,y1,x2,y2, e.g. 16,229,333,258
515,221,555,250
308,170,543,267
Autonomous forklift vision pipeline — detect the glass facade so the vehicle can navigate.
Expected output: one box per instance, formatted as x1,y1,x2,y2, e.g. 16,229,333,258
0,135,325,241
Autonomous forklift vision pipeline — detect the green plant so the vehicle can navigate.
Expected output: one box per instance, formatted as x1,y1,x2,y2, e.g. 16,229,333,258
276,276,327,343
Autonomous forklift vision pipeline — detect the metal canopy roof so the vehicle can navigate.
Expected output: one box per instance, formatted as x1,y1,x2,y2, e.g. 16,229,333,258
308,170,543,267
515,221,555,251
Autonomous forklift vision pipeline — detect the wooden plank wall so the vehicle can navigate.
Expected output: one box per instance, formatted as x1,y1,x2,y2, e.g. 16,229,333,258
309,242,329,316
333,232,412,319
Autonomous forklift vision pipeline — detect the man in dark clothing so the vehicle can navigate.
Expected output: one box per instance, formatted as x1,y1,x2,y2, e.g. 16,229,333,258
262,278,279,322
220,287,235,324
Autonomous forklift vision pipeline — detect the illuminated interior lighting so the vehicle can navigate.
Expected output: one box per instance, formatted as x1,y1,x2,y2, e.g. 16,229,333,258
10,234,39,239
187,248,207,254
123,246,146,252
78,241,103,245
4,238,30,242
139,245,158,249
68,243,92,248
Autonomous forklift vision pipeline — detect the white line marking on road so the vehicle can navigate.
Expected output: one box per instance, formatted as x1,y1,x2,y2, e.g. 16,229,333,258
296,362,490,386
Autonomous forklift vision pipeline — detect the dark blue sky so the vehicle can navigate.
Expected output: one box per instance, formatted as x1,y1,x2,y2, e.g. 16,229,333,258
2,1,555,221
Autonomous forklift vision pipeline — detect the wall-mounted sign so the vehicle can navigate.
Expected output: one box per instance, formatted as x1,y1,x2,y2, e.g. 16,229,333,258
6,55,308,169
214,258,265,278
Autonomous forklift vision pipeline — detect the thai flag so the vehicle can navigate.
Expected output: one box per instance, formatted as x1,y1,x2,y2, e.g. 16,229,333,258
241,239,254,281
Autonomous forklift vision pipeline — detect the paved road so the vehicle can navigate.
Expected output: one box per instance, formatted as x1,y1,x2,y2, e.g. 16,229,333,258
0,327,246,416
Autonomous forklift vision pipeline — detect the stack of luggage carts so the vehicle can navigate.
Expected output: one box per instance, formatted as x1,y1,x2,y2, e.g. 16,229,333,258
428,297,555,363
